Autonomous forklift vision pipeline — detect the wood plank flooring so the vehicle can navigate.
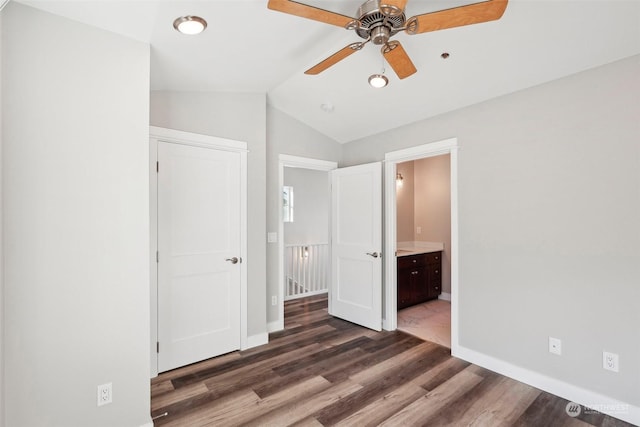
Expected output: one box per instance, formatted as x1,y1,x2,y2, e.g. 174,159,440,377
151,294,633,426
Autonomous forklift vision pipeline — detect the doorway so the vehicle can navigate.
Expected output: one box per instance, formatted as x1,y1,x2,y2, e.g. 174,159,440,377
395,155,452,348
277,155,383,332
383,138,460,354
282,166,331,326
276,155,337,331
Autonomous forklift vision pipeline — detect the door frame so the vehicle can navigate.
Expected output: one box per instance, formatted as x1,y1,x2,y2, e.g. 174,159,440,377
275,155,337,332
149,126,248,378
383,138,460,354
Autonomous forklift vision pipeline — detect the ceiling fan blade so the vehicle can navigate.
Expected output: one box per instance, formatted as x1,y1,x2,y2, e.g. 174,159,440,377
305,43,364,75
382,41,417,79
406,0,508,35
268,0,354,28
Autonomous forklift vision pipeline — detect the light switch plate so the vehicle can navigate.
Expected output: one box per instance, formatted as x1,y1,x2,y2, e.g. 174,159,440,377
267,232,277,243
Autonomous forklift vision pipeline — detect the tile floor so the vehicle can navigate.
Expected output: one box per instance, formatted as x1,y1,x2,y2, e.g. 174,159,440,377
397,299,451,348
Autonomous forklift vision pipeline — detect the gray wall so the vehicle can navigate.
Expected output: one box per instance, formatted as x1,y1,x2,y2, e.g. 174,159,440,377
150,91,267,338
343,55,640,406
3,3,151,426
266,106,341,326
283,168,330,245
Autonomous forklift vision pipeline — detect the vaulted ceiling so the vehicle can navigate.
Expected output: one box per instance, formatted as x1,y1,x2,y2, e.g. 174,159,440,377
17,0,640,143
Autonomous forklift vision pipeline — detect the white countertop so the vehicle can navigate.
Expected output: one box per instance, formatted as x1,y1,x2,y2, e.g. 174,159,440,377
396,242,444,257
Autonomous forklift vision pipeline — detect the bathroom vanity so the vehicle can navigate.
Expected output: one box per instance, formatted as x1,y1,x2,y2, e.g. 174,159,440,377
396,248,442,309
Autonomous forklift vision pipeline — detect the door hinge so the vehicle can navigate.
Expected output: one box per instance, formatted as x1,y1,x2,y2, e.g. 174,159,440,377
156,161,159,173
156,342,159,353
156,251,159,263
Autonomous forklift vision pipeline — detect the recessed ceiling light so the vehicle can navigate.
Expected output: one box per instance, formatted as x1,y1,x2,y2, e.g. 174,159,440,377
320,102,335,113
173,16,207,35
368,74,389,89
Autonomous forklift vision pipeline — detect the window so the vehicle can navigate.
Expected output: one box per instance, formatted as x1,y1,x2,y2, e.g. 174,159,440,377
283,186,294,222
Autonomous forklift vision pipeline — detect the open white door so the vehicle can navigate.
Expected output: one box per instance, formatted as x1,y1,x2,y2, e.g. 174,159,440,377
157,141,242,372
330,162,382,331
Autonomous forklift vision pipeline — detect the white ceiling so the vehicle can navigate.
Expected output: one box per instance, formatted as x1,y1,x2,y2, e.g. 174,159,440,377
16,0,640,143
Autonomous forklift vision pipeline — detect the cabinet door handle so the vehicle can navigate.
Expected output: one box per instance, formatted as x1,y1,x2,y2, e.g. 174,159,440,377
411,271,419,275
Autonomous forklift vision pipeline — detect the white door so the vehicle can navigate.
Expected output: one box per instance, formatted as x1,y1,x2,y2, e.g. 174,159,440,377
157,141,242,373
330,162,383,331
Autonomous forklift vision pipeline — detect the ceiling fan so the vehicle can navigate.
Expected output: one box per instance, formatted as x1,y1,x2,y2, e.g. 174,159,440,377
268,0,508,80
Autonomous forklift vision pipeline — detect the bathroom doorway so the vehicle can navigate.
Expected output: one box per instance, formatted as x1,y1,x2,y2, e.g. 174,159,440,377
383,138,459,353
395,155,452,348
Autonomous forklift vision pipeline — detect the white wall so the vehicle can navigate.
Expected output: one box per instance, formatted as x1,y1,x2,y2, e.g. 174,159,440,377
343,56,640,410
3,3,151,426
150,91,267,338
266,106,341,327
283,168,329,245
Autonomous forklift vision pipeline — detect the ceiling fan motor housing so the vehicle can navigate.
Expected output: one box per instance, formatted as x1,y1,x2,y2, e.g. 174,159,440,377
355,0,406,44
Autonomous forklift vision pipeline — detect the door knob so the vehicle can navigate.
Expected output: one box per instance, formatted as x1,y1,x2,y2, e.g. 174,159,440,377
225,257,240,264
366,252,380,258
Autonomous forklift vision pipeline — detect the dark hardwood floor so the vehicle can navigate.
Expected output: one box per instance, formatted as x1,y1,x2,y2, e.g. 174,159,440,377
151,294,633,426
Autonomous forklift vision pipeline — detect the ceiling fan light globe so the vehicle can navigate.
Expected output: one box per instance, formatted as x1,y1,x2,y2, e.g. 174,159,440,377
368,74,388,88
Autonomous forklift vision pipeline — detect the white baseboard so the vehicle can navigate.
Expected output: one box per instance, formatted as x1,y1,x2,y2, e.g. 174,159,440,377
438,292,451,301
454,345,640,426
267,320,283,333
245,332,268,349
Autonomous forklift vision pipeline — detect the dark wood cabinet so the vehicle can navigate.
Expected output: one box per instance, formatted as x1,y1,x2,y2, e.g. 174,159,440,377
397,251,442,309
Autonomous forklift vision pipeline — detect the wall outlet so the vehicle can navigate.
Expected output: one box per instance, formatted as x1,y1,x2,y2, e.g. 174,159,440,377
549,337,562,355
603,351,619,372
271,295,277,306
416,226,422,234
97,382,112,406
